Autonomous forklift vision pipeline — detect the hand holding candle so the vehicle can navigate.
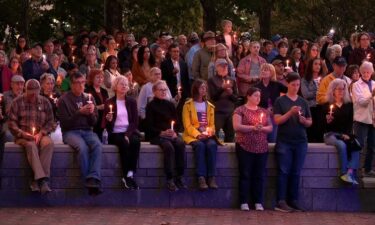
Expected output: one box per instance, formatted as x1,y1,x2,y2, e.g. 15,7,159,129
366,53,371,61
259,112,264,124
87,94,92,103
109,104,113,114
32,127,36,136
171,120,175,131
329,104,334,116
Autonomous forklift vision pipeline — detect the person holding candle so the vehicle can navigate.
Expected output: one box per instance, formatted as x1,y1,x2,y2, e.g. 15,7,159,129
216,20,236,57
57,71,103,195
101,36,118,63
323,79,359,184
233,87,273,211
102,76,141,189
103,55,121,98
208,58,238,142
40,73,60,120
123,69,140,99
207,43,236,80
86,69,109,140
273,72,312,212
8,79,55,194
272,41,293,69
349,32,375,66
352,61,375,177
182,79,219,190
145,80,186,191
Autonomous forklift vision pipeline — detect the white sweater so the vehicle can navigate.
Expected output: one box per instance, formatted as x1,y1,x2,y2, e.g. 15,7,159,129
352,78,375,124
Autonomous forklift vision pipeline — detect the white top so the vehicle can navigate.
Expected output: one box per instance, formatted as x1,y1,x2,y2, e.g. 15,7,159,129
137,82,173,119
173,59,181,86
224,34,232,57
352,78,375,124
113,100,129,133
194,101,206,113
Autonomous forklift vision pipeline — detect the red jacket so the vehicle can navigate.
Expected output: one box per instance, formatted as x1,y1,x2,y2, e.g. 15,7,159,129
1,65,13,92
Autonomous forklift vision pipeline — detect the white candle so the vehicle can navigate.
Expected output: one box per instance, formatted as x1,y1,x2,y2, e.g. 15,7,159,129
133,82,138,88
32,127,35,136
226,80,230,85
72,56,75,62
178,85,182,94
87,94,92,103
42,54,46,60
260,112,264,123
109,104,113,113
367,53,371,60
171,120,175,130
329,104,334,116
286,60,290,68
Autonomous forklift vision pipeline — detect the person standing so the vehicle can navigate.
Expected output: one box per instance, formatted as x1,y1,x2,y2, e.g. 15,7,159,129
273,72,312,212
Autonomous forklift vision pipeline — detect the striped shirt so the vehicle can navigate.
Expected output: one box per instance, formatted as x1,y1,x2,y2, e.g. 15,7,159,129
8,94,55,138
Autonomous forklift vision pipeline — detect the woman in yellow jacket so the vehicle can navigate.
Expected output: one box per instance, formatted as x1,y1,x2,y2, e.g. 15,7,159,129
182,79,218,190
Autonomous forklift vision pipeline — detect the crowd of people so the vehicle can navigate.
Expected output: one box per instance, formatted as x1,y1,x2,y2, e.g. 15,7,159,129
0,19,375,212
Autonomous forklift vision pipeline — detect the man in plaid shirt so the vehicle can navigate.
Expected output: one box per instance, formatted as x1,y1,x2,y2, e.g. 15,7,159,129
8,79,55,194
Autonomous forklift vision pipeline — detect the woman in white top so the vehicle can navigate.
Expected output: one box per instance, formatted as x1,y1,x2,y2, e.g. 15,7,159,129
103,55,122,97
352,61,375,176
102,76,140,189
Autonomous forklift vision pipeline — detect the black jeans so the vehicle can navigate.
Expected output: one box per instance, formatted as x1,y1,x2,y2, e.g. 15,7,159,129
236,143,268,204
215,112,234,142
109,132,140,177
151,136,186,179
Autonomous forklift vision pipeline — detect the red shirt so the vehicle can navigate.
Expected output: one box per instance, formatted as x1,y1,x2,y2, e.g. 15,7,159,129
234,106,269,153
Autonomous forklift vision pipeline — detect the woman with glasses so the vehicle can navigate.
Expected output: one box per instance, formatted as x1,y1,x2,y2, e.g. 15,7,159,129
349,32,375,66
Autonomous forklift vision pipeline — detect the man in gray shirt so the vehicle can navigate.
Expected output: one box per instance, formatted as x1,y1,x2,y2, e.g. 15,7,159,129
57,71,103,195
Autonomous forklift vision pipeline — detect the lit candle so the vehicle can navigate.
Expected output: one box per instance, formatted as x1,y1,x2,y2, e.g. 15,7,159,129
109,104,113,113
42,54,46,60
49,94,53,99
367,53,371,60
32,127,35,136
226,80,230,85
286,60,290,68
87,94,92,103
171,120,175,130
100,63,104,70
329,28,335,34
177,85,182,94
329,104,334,116
259,112,264,123
72,56,75,62
133,82,138,89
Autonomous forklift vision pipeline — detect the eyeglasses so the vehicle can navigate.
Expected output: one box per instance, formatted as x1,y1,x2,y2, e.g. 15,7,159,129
156,89,168,92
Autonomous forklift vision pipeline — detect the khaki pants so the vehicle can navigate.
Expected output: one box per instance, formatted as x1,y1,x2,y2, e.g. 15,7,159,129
16,136,54,180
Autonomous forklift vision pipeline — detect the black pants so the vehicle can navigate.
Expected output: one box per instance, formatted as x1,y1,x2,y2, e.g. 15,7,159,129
236,143,268,204
215,112,234,142
306,106,323,142
109,132,140,177
151,137,186,179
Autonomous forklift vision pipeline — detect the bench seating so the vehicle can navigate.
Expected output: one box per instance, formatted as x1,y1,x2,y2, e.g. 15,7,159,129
1,142,375,211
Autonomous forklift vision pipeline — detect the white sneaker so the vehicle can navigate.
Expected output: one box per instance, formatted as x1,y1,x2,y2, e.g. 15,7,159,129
340,174,354,184
240,203,250,211
255,203,264,211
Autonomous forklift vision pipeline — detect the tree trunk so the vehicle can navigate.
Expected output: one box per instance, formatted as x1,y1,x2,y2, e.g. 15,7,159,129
200,0,217,31
258,0,273,39
21,0,30,40
105,0,123,35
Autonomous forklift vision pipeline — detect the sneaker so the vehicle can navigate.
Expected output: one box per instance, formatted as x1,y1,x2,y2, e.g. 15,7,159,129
166,179,178,192
363,170,375,177
175,177,187,189
255,203,264,211
340,173,354,184
126,177,139,190
289,200,305,212
40,181,52,195
240,203,250,211
198,176,208,190
85,178,101,188
88,187,103,196
207,177,218,189
350,174,359,185
274,201,294,213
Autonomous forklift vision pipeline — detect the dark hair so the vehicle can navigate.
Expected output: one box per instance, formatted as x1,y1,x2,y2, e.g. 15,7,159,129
263,40,272,47
285,72,301,83
105,35,115,44
277,41,288,49
15,35,29,55
103,55,118,71
246,87,261,97
191,79,207,101
137,46,155,66
168,43,179,52
70,71,85,83
304,58,322,82
65,32,74,38
345,64,359,78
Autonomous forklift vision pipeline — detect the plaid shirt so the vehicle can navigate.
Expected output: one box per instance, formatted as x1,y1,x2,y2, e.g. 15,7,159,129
8,94,55,139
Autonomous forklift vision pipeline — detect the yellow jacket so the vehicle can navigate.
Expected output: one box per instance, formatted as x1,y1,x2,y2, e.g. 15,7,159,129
182,98,216,144
316,73,351,105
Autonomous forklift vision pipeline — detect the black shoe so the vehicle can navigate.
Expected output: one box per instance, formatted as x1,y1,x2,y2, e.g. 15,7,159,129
125,177,139,190
175,176,187,189
88,187,103,196
274,200,294,213
166,179,178,192
289,200,305,212
85,178,101,188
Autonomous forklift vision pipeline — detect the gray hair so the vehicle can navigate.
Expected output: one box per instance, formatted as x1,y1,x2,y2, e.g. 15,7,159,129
40,73,55,83
0,50,9,65
112,76,129,93
326,78,351,104
152,80,167,93
359,61,374,74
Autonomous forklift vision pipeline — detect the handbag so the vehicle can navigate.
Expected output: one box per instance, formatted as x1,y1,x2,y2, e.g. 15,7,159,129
335,134,362,152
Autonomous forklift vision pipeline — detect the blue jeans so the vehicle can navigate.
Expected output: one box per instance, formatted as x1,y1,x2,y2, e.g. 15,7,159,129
236,143,268,204
324,132,360,174
191,138,218,177
353,121,375,172
275,141,307,202
63,129,102,181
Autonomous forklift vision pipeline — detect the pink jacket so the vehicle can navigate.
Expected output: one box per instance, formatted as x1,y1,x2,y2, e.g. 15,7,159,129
236,55,267,77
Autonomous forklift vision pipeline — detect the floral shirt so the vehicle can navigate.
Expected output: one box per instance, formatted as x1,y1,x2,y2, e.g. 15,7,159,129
234,106,269,153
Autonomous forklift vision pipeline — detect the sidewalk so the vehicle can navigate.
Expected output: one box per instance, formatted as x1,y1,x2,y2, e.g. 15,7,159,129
0,207,374,225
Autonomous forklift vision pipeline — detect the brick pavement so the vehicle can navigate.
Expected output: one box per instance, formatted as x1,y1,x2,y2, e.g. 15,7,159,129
0,207,374,225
